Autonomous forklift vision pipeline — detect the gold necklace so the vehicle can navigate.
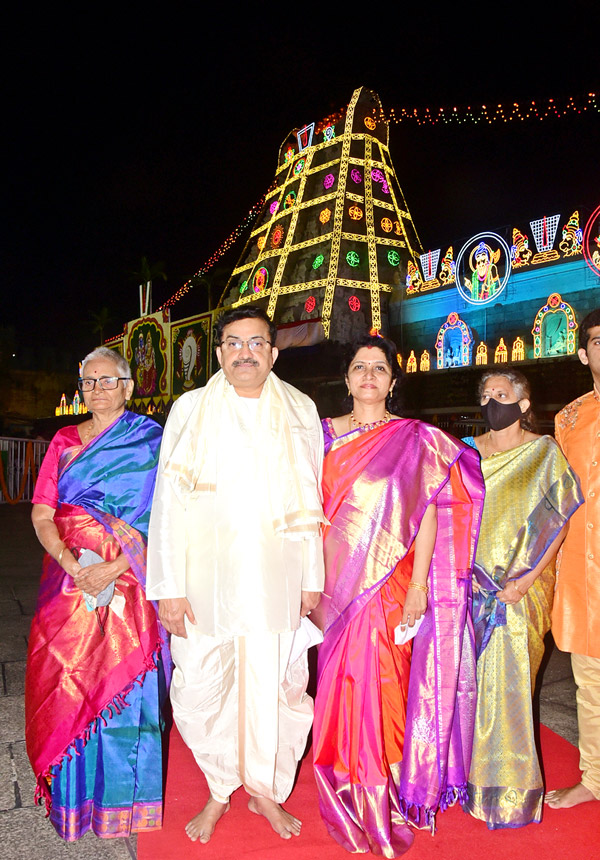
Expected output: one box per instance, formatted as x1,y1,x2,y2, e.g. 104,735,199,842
350,410,390,432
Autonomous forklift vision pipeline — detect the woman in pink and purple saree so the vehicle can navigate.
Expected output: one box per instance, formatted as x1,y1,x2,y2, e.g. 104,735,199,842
312,335,485,858
26,348,170,842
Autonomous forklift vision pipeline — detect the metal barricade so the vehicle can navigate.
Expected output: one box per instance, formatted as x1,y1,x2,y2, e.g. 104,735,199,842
0,437,49,504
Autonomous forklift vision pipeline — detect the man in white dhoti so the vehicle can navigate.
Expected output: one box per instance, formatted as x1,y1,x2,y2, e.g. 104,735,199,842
146,307,325,843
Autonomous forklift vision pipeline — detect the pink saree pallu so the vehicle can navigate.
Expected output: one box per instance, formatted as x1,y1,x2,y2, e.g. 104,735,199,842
313,419,484,857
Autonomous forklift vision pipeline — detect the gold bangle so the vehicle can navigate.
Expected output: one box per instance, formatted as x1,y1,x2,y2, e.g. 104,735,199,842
57,546,66,567
408,582,429,594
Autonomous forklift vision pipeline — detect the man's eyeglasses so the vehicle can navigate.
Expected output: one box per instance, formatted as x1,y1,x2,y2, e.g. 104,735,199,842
78,376,130,391
220,337,271,352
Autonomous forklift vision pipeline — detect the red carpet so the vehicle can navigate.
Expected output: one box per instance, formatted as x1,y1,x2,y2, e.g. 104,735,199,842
139,725,599,859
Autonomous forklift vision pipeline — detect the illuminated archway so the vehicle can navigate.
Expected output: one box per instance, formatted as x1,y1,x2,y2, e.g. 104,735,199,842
495,338,508,363
475,342,488,365
531,293,578,357
435,312,473,369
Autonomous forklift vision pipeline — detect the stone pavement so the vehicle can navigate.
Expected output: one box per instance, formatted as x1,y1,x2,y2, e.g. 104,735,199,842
0,503,580,859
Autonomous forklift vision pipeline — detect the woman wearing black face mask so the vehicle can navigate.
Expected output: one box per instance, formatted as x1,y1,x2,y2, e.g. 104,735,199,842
460,369,583,831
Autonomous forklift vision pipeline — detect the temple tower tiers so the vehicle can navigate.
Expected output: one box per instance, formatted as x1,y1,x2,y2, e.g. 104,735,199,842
221,87,423,341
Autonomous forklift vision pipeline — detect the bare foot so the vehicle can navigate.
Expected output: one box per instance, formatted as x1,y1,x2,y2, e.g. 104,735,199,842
545,782,597,808
185,796,230,843
248,795,301,839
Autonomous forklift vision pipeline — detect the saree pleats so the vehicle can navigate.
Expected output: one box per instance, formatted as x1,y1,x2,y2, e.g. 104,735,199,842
464,436,583,829
313,419,484,857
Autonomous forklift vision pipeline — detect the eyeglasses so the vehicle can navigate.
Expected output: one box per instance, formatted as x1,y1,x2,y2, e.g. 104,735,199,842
78,376,130,391
220,337,271,351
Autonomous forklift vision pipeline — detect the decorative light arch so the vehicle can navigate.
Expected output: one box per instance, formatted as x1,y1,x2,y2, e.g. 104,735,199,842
435,312,473,369
419,350,431,372
495,338,508,363
531,293,578,357
475,342,488,365
511,336,525,361
407,350,417,373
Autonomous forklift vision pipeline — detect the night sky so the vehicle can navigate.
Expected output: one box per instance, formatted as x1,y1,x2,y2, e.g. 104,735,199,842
5,12,599,369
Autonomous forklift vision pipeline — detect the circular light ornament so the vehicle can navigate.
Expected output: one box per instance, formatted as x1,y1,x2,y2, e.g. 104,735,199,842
294,158,305,175
364,116,376,130
305,296,316,313
312,254,324,270
583,203,600,277
350,168,363,184
349,205,363,221
371,168,384,183
271,225,284,247
269,200,280,215
381,217,393,233
319,208,331,224
253,267,269,293
455,231,511,306
323,125,335,141
346,251,360,267
348,295,361,311
381,181,389,194
387,250,401,266
323,173,335,190
284,190,296,209
257,236,266,250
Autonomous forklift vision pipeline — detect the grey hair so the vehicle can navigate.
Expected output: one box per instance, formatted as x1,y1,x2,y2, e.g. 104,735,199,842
477,367,537,432
81,347,132,379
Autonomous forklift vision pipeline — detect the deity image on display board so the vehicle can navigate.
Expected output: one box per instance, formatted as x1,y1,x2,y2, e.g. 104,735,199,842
171,315,211,397
126,320,167,398
455,233,511,306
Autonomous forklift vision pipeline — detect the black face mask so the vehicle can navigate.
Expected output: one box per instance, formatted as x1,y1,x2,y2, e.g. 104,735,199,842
481,398,523,431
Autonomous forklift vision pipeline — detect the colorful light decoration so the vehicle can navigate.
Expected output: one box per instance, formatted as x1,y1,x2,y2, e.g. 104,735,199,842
294,158,306,175
396,353,403,369
271,225,284,248
378,92,598,126
257,236,266,250
530,214,561,263
406,350,417,373
387,250,400,266
346,251,360,267
511,227,533,268
284,146,295,163
323,125,335,142
495,338,508,363
435,312,473,369
296,123,315,151
455,232,511,306
319,208,331,224
371,168,385,183
349,205,363,220
420,350,431,372
381,217,393,233
304,296,316,313
269,200,280,215
558,211,583,257
350,169,363,184
253,267,269,293
476,342,488,365
312,254,324,269
284,190,296,209
583,204,600,277
381,181,389,194
348,296,361,311
240,280,249,295
364,116,377,130
531,293,578,357
323,174,335,190
511,336,525,361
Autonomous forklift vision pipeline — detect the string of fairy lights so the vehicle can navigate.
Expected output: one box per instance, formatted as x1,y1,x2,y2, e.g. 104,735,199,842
156,194,267,312
155,91,597,311
379,92,597,125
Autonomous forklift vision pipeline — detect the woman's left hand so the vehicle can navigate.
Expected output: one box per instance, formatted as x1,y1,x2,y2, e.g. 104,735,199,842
72,560,123,597
496,580,526,604
401,587,428,626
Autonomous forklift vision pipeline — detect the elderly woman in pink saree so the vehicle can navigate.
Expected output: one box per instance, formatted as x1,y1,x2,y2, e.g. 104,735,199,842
312,335,484,857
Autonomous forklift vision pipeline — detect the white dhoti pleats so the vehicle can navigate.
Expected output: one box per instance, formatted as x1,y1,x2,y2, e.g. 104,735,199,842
170,627,313,804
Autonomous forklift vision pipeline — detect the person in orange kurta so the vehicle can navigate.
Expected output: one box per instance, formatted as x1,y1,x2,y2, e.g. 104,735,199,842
546,307,600,810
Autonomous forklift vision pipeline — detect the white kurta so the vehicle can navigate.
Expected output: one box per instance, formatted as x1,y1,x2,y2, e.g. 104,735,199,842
146,372,325,802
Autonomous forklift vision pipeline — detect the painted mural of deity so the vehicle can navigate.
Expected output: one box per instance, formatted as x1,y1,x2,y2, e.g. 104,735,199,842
464,242,501,302
135,330,158,395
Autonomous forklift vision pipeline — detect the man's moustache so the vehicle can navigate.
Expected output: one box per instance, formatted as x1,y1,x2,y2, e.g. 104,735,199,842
232,358,259,367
